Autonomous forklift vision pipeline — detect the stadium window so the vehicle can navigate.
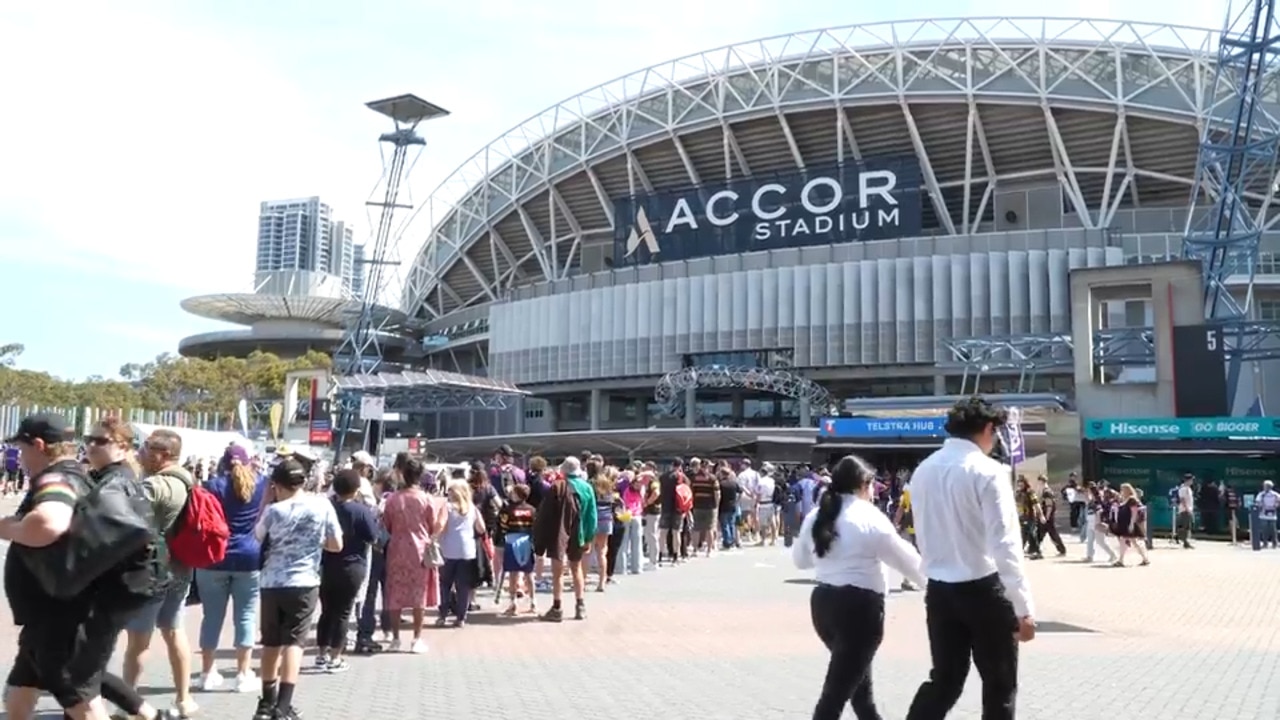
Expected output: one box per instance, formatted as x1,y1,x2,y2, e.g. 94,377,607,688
1260,299,1280,321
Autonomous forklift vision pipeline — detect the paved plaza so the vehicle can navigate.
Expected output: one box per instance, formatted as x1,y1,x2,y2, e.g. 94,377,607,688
3,531,1280,719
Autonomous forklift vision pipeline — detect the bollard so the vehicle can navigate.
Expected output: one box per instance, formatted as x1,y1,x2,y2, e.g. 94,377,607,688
1251,509,1261,551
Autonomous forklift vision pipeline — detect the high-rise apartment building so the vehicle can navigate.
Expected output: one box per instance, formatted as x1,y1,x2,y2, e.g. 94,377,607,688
350,243,367,300
255,197,364,297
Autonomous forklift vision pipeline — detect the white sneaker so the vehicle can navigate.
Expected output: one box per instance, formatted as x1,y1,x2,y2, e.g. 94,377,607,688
409,639,428,654
388,638,403,653
234,670,257,693
198,671,223,692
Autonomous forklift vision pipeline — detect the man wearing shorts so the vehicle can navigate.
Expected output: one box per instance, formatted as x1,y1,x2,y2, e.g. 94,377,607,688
254,458,343,720
689,463,719,557
755,464,779,546
533,457,596,622
657,459,686,563
121,429,198,718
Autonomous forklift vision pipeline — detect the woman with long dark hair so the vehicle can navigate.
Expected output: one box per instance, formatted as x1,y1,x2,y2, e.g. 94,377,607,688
791,455,926,720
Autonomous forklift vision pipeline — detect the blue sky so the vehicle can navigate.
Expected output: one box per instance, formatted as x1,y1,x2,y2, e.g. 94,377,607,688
0,0,1216,379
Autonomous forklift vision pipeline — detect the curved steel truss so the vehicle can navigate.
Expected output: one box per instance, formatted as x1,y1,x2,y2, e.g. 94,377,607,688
654,365,836,415
399,17,1273,320
938,334,1075,394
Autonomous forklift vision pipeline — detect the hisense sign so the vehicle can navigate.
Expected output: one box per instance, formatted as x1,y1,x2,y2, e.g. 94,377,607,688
613,157,922,266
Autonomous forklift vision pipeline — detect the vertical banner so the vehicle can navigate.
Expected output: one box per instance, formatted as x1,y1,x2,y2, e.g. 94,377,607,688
308,379,332,445
236,398,250,436
269,403,284,443
1000,407,1026,466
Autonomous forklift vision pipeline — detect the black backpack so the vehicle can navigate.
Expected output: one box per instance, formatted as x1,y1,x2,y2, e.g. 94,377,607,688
22,461,161,601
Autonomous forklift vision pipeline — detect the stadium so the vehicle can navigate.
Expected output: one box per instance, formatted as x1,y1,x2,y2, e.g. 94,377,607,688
388,17,1280,453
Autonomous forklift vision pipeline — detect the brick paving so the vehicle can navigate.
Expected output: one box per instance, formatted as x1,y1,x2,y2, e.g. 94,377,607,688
3,533,1280,718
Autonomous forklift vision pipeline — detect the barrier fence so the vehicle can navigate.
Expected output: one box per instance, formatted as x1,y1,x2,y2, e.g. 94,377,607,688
0,405,235,438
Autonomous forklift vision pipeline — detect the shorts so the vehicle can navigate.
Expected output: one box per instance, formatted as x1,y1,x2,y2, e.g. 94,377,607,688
659,512,682,530
502,533,535,574
596,522,614,538
125,576,191,633
691,509,716,533
564,542,587,563
8,605,121,709
260,586,319,647
757,504,777,526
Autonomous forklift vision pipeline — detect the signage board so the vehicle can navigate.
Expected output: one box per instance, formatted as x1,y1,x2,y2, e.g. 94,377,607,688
1172,324,1228,417
307,378,332,445
819,416,947,439
1000,407,1027,465
360,395,386,421
613,156,923,266
1083,416,1280,440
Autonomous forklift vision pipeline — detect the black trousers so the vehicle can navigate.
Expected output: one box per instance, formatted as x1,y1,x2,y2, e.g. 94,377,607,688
906,574,1019,720
809,584,885,720
1069,501,1085,528
316,563,365,650
605,520,626,579
1037,518,1066,554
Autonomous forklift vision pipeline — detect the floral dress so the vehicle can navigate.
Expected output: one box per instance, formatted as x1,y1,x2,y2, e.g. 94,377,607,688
382,488,441,610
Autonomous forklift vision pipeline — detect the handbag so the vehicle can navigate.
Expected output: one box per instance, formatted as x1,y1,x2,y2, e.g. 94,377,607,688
422,538,444,567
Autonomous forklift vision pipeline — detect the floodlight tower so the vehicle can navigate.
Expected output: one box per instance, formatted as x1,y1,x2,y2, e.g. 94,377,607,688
1181,0,1280,409
333,94,450,455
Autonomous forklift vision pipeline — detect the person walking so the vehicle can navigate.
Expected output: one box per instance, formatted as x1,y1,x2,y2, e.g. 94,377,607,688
904,397,1036,720
792,455,925,720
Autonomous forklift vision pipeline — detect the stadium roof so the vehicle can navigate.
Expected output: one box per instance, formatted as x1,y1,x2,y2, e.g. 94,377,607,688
398,17,1275,320
182,293,413,329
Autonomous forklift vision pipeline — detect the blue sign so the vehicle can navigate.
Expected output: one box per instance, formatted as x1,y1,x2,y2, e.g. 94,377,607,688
819,416,947,439
613,157,923,266
1083,416,1280,440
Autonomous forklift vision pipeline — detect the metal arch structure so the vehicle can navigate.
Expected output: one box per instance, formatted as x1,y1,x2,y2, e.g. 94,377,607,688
1180,0,1280,405
331,370,528,413
937,334,1075,394
396,17,1280,323
654,365,836,416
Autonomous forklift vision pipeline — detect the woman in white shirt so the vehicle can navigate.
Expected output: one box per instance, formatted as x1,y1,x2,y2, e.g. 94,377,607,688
792,455,927,720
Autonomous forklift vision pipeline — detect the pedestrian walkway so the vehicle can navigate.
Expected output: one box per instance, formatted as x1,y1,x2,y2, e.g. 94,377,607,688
5,541,1280,718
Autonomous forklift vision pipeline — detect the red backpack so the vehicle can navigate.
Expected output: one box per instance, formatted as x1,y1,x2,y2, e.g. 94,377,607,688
165,472,230,569
675,481,694,514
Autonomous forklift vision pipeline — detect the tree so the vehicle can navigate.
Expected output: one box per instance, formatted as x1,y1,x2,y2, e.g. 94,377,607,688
1,348,332,414
0,342,24,367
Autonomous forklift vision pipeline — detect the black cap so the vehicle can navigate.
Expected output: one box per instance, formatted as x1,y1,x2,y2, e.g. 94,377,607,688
5,413,76,446
271,458,308,488
497,444,514,456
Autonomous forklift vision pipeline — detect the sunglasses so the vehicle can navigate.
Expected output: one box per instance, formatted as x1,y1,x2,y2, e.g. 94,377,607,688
84,436,112,447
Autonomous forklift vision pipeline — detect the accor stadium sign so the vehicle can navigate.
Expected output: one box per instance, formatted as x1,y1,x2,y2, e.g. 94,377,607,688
612,156,922,266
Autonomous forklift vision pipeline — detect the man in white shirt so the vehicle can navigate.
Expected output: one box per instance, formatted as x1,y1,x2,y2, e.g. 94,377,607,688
735,460,761,543
753,466,778,546
1255,480,1279,549
1176,474,1196,549
904,397,1035,720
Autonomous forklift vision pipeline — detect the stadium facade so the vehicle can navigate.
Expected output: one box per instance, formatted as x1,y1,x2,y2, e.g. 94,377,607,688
399,17,1280,439
342,19,1280,440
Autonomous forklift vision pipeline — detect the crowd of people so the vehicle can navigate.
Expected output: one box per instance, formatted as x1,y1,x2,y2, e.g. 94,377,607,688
0,411,855,720
3,400,1278,720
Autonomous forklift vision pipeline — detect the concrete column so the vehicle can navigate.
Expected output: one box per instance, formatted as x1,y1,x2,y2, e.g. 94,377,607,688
933,374,946,395
468,410,476,437
545,400,559,433
731,393,744,422
799,397,812,427
684,385,697,428
514,396,526,435
590,388,602,431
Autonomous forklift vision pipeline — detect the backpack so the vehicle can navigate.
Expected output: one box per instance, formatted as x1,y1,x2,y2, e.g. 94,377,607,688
675,483,694,513
164,470,230,569
498,465,517,494
21,461,158,600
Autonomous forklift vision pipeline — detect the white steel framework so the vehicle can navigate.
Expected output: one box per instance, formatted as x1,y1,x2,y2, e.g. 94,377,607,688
654,365,836,416
400,17,1280,321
